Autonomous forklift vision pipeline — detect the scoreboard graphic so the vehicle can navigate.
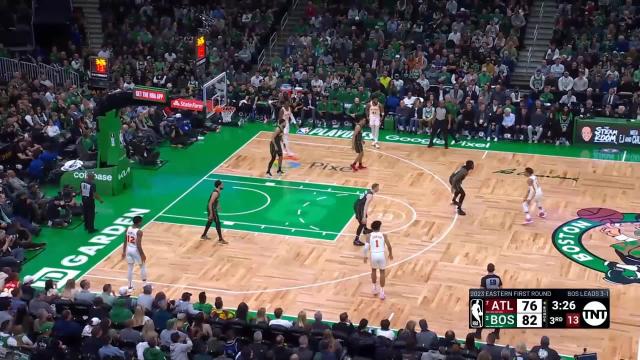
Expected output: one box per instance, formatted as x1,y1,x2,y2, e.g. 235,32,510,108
469,289,609,329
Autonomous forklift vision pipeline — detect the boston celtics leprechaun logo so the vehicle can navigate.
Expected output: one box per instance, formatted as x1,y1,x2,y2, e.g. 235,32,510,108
553,208,640,285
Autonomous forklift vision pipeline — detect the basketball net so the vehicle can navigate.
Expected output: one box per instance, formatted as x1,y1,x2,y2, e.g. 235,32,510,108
221,106,236,123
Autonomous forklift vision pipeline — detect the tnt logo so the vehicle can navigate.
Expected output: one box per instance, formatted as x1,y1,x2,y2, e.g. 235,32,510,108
581,301,608,327
469,299,484,328
29,268,80,288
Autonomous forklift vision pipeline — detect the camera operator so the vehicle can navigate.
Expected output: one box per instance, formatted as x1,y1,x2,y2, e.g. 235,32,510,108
46,196,72,228
169,114,195,147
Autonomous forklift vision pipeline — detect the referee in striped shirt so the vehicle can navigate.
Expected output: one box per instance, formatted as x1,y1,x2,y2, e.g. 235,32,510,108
475,263,502,340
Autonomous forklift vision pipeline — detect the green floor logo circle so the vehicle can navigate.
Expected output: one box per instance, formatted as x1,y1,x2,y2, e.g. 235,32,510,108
553,208,640,285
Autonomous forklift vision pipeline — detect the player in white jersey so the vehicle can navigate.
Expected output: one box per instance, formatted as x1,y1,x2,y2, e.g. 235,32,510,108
522,167,547,224
122,215,147,291
366,96,384,148
363,220,393,300
279,102,295,156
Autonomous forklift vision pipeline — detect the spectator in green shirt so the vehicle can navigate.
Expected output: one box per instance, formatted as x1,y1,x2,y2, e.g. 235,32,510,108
348,98,366,121
193,292,213,317
110,298,134,326
328,99,344,127
317,96,329,127
478,68,492,87
539,86,555,104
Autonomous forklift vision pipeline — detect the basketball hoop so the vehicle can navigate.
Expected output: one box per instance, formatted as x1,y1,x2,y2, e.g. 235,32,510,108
221,106,236,123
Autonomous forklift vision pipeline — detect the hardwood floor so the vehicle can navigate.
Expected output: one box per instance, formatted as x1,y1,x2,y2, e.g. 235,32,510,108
85,133,640,359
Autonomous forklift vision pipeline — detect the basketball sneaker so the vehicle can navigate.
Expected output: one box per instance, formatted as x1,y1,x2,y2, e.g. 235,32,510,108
358,164,367,170
457,208,466,216
351,164,358,172
353,238,365,246
277,170,285,176
218,239,229,245
374,143,380,149
379,289,386,300
538,211,547,218
523,218,534,225
266,172,273,178
200,235,211,240
372,284,379,295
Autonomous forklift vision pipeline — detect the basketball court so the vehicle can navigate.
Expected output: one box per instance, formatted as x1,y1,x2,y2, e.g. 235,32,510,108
38,129,640,359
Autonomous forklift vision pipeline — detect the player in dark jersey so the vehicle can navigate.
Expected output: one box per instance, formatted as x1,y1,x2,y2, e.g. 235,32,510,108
351,117,367,172
449,160,474,215
267,119,285,177
353,183,380,246
201,180,228,244
475,263,502,340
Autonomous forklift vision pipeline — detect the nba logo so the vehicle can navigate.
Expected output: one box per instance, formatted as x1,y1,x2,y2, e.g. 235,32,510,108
470,299,484,328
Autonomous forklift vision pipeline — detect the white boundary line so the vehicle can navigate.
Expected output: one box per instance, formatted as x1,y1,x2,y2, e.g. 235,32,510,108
203,177,360,195
637,336,640,360
81,132,262,280
151,220,330,242
216,186,271,216
157,193,416,237
85,133,457,294
213,171,365,190
301,132,635,164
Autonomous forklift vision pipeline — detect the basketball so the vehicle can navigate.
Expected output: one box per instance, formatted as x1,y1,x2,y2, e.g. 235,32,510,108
576,208,623,223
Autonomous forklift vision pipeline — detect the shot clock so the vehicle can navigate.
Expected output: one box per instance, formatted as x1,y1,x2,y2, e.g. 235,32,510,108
469,289,609,329
89,56,109,79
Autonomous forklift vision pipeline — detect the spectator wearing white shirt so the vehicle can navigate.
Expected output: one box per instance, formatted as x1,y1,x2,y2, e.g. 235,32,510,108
170,331,193,360
45,120,61,139
164,51,177,63
417,74,430,93
559,90,577,106
269,308,293,328
122,78,135,91
448,30,461,45
377,319,396,341
403,92,418,107
137,284,154,312
501,107,516,139
311,76,324,93
557,72,574,92
545,45,559,62
391,74,404,92
549,58,565,78
573,72,589,93
153,73,167,87
250,72,263,88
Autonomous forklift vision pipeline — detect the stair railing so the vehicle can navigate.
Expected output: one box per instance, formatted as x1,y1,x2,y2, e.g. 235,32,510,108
526,1,546,65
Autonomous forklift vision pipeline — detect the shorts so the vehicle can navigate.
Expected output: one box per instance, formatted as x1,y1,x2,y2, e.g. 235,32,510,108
206,209,220,222
370,253,386,270
354,204,364,222
354,141,364,154
369,118,380,127
270,143,283,157
526,192,543,203
126,246,143,265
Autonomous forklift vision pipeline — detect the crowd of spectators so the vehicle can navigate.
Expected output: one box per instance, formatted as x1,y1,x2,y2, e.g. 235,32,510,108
527,0,640,124
95,0,289,94
229,0,540,141
0,276,564,359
